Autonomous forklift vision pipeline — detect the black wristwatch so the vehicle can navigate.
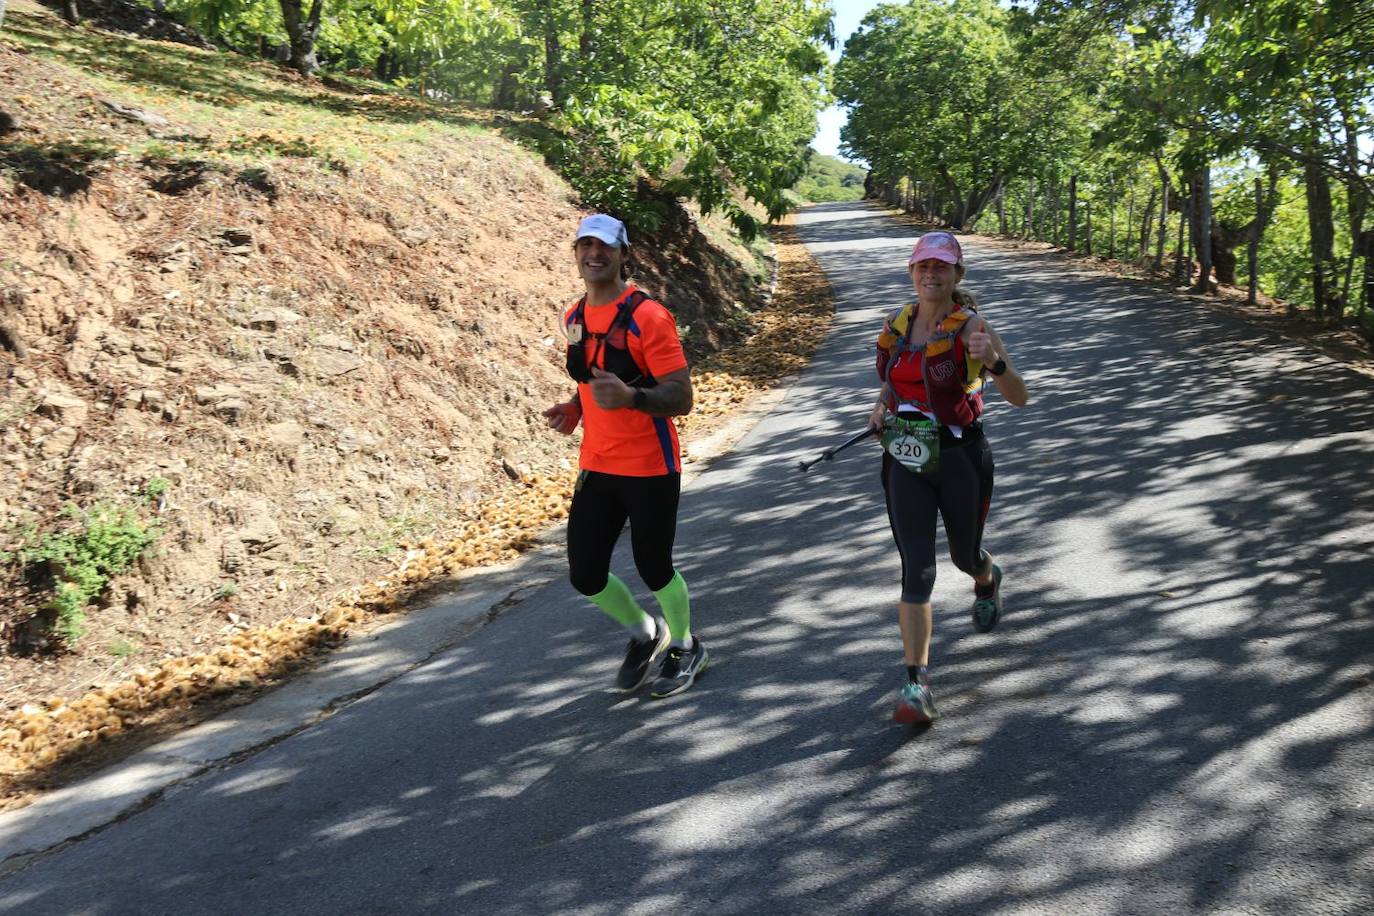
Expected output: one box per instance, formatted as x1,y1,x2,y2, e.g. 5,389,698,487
632,388,648,410
989,358,1007,377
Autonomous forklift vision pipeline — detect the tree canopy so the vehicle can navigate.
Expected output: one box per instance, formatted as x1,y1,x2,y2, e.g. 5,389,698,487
834,0,1374,326
145,0,834,238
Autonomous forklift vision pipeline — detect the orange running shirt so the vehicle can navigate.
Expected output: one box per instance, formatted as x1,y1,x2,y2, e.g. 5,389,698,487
564,285,689,476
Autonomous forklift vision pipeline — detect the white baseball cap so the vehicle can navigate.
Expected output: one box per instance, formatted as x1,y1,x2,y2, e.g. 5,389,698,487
574,214,629,247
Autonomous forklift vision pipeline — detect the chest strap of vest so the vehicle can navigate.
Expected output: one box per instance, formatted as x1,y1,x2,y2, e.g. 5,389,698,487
566,290,651,383
880,305,974,381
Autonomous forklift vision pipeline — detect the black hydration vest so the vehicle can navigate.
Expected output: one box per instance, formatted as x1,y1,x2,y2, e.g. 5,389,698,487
565,290,658,388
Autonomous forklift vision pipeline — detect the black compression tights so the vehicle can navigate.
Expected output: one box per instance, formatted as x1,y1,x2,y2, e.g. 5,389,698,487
882,433,995,605
567,471,681,596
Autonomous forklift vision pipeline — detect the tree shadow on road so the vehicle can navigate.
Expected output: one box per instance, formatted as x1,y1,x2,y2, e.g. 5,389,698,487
5,201,1372,916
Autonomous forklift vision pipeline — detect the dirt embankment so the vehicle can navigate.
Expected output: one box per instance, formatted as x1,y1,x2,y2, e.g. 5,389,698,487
0,15,774,720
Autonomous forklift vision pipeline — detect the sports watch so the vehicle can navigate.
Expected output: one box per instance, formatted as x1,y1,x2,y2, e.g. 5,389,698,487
989,358,1008,377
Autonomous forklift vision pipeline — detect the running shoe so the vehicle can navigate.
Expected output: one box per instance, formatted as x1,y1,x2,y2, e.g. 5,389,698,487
971,563,1003,633
616,618,669,691
892,680,939,724
649,638,709,698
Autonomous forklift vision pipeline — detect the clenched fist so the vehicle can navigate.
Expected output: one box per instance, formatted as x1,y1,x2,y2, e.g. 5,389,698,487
542,400,581,435
967,328,998,365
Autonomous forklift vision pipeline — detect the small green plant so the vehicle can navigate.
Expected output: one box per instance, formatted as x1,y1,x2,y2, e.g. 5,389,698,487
0,397,37,426
213,581,240,601
143,476,171,503
110,639,140,659
21,503,162,645
360,513,435,559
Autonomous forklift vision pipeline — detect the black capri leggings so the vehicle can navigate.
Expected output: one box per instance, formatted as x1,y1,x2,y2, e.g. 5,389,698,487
882,428,995,604
567,470,680,596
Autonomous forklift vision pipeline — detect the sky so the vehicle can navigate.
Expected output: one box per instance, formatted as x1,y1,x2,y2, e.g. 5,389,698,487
813,0,886,162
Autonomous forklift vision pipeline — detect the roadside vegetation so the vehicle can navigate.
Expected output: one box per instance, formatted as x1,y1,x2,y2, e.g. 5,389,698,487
0,0,838,803
790,151,868,204
835,0,1374,335
101,0,837,239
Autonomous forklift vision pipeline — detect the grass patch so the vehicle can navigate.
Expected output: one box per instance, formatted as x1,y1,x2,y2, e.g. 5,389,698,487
359,514,439,560
3,10,503,169
109,639,140,659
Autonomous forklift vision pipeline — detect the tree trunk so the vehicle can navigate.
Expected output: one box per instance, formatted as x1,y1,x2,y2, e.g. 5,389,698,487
1304,156,1341,318
997,182,1006,236
1340,103,1368,312
543,0,563,105
1,0,8,31
1174,197,1188,285
1124,185,1132,260
494,61,519,109
1067,174,1078,250
1211,229,1240,286
279,0,324,75
580,0,595,60
961,178,1002,228
1155,183,1169,271
1357,229,1374,317
1140,186,1157,263
1192,166,1214,293
1248,177,1262,306
1109,189,1118,259
63,0,80,24
1047,178,1058,245
1085,205,1093,255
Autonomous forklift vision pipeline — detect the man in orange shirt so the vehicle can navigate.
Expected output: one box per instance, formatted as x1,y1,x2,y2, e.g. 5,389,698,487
542,214,708,697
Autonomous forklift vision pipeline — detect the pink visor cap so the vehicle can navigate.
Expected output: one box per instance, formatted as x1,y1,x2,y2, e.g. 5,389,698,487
908,231,962,267
574,214,629,248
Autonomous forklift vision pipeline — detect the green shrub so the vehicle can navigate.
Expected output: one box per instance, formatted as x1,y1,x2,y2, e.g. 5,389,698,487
20,502,162,644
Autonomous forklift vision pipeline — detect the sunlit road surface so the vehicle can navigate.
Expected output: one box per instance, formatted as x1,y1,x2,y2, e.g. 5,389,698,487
2,201,1371,915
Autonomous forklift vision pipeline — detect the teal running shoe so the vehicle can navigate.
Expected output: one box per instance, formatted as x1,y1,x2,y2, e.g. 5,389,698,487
971,563,1003,633
893,681,939,724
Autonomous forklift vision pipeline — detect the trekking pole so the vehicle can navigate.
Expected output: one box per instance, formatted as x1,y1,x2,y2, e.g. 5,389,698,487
797,428,875,473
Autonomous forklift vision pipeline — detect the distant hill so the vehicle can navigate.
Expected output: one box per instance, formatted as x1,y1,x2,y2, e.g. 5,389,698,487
791,152,867,203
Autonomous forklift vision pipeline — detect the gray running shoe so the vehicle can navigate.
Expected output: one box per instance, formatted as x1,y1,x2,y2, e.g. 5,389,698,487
893,681,939,724
649,638,709,698
971,563,1003,633
616,618,669,691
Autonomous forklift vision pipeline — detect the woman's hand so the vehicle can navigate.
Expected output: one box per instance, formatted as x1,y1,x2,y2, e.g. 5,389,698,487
967,327,998,364
867,400,887,437
970,321,1029,408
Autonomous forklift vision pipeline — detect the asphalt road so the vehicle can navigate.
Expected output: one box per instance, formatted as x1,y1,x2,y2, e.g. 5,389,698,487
2,201,1372,915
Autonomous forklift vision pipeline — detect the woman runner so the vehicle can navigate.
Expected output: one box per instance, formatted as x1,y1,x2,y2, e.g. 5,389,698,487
867,231,1029,723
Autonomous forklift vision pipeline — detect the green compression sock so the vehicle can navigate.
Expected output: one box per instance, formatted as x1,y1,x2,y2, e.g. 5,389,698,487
653,571,691,645
587,574,652,632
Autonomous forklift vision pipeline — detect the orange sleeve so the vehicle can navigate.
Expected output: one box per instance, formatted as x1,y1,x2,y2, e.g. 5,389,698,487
629,300,689,378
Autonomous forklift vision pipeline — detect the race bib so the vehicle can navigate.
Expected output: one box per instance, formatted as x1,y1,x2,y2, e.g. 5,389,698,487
882,417,939,474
